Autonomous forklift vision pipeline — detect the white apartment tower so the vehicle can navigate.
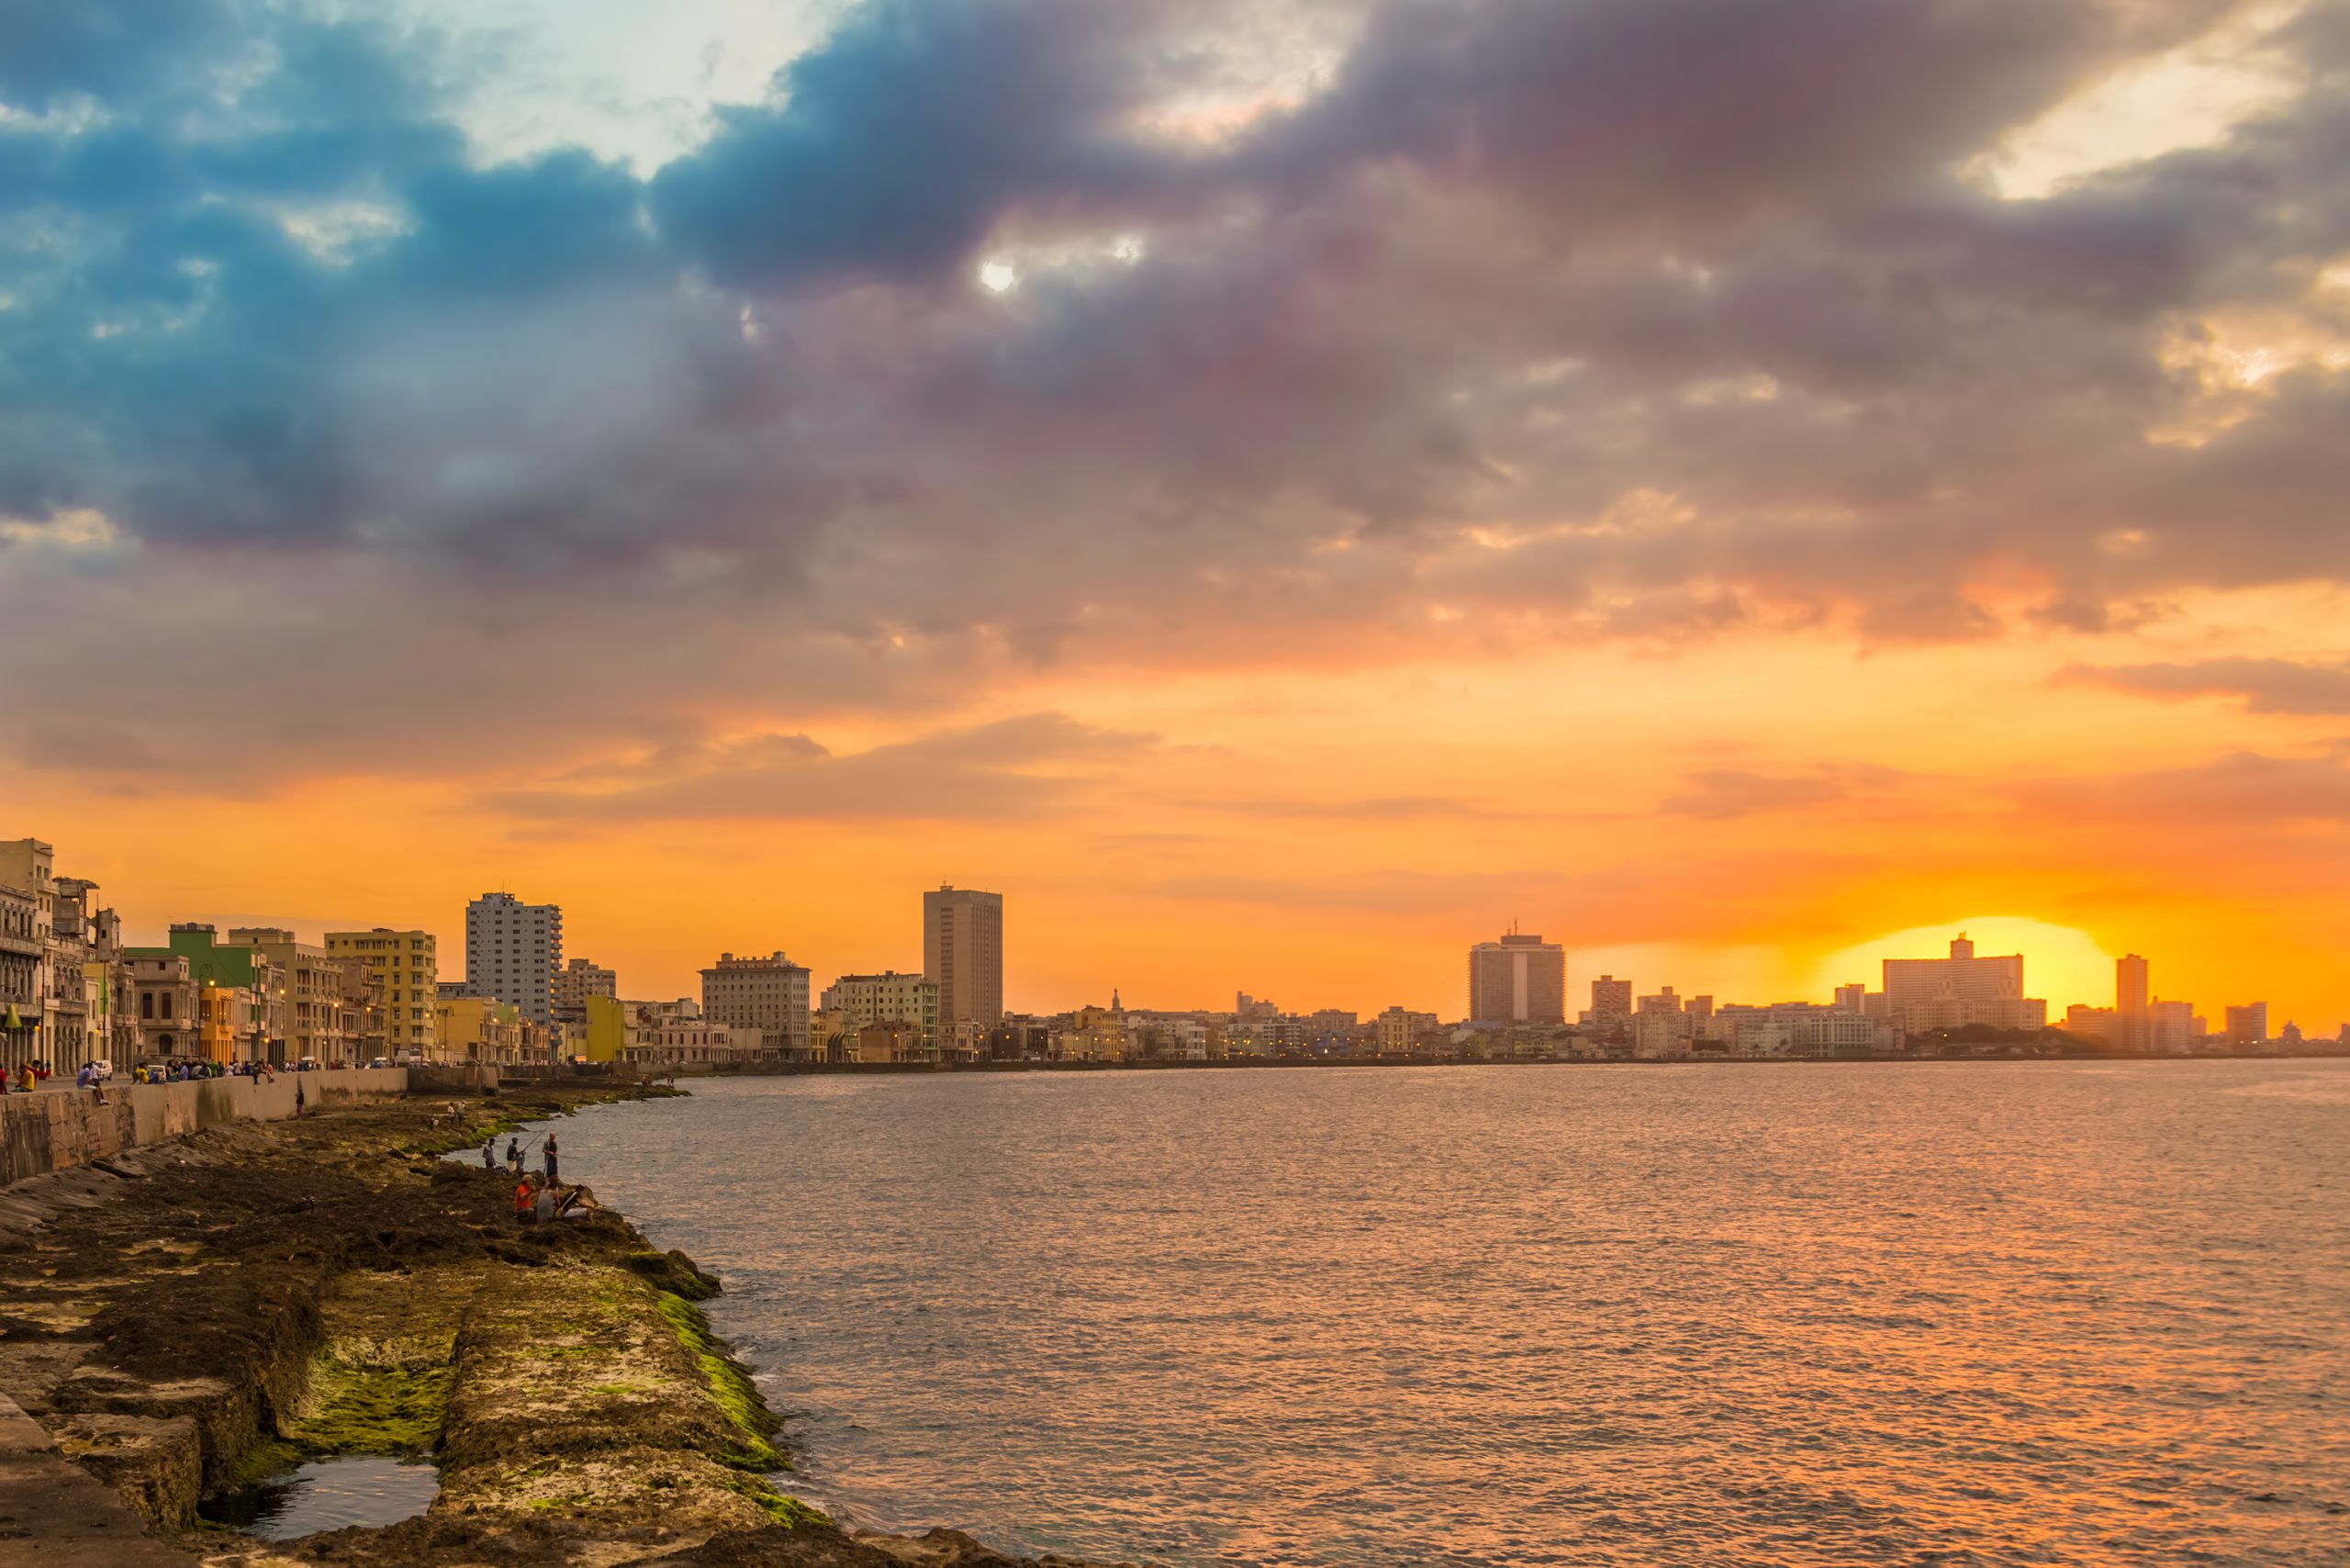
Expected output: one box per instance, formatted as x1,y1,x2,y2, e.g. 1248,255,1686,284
923,885,1004,1032
464,891,563,1026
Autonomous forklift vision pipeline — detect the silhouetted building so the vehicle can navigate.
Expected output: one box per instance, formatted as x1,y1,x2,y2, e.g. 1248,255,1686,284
2116,954,2149,1052
924,885,1004,1031
1469,930,1565,1024
1880,934,2045,1033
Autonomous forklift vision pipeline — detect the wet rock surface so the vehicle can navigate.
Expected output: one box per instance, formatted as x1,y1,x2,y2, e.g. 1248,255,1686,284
0,1090,1151,1568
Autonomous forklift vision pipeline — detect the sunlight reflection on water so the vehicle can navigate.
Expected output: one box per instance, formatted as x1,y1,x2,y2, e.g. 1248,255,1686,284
525,1061,2350,1567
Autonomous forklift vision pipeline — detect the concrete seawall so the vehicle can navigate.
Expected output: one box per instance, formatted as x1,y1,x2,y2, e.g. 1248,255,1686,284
0,1068,408,1188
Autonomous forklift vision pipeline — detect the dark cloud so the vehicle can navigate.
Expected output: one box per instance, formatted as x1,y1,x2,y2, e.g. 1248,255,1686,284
2061,656,2350,715
3,0,2347,782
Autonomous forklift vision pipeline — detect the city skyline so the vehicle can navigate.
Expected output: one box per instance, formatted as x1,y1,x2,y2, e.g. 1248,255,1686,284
6,2,2349,1036
71,876,2333,1038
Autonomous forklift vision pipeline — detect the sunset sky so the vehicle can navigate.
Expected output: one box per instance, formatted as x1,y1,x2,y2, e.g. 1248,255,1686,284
4,0,2346,1030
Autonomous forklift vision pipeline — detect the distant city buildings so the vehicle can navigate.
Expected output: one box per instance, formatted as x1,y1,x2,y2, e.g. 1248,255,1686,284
464,891,563,1026
924,886,1003,1044
1468,930,1565,1025
2,827,2341,1074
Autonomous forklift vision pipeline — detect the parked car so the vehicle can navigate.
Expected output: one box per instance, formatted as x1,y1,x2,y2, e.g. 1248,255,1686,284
297,1057,322,1071
366,1057,390,1069
87,1059,114,1081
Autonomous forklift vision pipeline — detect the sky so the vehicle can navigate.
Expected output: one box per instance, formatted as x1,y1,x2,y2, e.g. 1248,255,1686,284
3,0,2347,1030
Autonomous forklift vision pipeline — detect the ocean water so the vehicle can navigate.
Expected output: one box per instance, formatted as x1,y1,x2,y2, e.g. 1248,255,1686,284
533,1062,2350,1566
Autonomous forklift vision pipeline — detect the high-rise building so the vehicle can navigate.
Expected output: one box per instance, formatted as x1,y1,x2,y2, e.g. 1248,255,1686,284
1588,974,1632,1033
924,885,1003,1032
2116,954,2149,1052
464,891,563,1026
702,951,811,1058
1468,930,1565,1024
1880,935,2046,1033
2224,1002,2268,1046
325,928,439,1058
1833,983,1868,1014
554,957,618,1025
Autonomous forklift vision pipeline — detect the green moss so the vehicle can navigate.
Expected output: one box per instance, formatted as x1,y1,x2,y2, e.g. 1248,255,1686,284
654,1294,783,1471
219,1438,306,1490
529,1492,594,1512
281,1350,455,1460
724,1472,830,1528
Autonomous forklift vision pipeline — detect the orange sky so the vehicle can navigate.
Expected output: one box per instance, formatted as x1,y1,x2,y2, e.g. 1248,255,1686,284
4,1,2347,1035
11,581,2344,1032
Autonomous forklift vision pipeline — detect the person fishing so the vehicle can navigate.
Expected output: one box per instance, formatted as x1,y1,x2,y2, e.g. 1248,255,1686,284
505,1136,522,1175
543,1130,559,1184
514,1175,535,1224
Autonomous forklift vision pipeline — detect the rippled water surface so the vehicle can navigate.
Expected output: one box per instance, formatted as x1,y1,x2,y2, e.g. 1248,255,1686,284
541,1062,2350,1566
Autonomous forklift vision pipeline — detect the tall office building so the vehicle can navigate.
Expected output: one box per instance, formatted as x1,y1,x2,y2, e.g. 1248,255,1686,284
2224,1002,2268,1046
702,951,811,1058
2115,954,2149,1052
1468,931,1565,1024
325,928,439,1058
1588,975,1633,1032
464,891,563,1026
923,885,1004,1032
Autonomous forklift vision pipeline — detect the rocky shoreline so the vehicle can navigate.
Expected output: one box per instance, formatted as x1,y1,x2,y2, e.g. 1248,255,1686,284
0,1087,1144,1568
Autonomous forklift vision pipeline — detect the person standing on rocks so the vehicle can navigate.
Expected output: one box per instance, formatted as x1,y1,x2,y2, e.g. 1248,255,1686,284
543,1131,559,1184
506,1137,522,1175
295,1079,306,1116
482,1134,497,1169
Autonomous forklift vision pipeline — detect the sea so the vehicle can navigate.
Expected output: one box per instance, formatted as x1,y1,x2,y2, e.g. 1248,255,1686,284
523,1060,2350,1566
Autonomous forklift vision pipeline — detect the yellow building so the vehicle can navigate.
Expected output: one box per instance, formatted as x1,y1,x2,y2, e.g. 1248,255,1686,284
326,928,439,1058
435,996,521,1063
583,993,629,1063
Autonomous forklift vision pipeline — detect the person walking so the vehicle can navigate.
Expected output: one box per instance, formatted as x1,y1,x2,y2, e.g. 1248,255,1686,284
543,1131,559,1184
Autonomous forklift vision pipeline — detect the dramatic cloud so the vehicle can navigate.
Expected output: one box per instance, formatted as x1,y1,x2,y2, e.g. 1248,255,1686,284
2062,655,2350,713
6,0,2350,1024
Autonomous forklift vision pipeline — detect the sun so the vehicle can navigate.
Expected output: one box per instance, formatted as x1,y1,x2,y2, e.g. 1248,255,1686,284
1811,917,2120,1014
